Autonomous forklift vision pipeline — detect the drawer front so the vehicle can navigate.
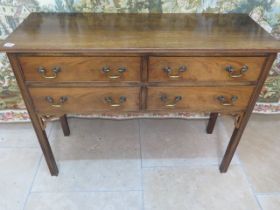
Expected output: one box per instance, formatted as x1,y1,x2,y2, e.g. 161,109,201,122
147,86,254,112
29,87,140,114
19,57,141,82
149,57,266,82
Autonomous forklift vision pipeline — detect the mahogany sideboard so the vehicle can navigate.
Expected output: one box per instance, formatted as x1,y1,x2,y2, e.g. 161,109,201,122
1,13,280,176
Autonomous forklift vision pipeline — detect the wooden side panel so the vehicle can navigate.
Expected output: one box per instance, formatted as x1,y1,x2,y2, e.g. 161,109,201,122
219,53,277,172
7,53,59,175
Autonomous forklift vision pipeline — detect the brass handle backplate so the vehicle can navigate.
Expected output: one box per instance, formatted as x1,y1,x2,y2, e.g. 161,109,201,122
45,96,68,108
104,96,126,107
163,65,187,79
225,65,248,78
217,95,238,106
160,94,182,107
102,66,127,79
38,66,61,79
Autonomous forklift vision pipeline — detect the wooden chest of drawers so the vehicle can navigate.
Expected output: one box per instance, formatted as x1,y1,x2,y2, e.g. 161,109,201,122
1,13,279,176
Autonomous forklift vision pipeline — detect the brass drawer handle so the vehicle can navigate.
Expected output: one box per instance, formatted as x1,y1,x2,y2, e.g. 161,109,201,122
38,66,61,79
217,95,238,106
160,94,182,107
225,65,248,78
104,96,126,107
45,96,68,108
163,65,187,79
102,66,127,79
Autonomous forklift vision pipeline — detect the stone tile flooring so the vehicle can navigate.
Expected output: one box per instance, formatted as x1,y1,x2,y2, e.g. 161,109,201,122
0,114,279,210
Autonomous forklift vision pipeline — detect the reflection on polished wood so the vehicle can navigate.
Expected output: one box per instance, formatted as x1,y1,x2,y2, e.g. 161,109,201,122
2,13,280,53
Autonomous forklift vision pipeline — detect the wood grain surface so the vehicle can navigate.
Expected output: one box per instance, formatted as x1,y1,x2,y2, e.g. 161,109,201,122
2,13,279,175
29,87,140,114
149,56,266,82
19,56,141,82
147,86,255,112
1,13,280,53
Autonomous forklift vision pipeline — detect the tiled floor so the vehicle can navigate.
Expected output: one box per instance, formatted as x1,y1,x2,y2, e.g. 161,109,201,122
0,114,279,210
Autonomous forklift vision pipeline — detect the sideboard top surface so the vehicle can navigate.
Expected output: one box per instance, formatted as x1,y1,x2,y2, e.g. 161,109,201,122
1,13,280,53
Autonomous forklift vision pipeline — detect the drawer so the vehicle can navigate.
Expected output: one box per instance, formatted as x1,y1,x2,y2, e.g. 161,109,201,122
147,86,254,112
19,56,141,82
148,57,266,82
29,87,140,114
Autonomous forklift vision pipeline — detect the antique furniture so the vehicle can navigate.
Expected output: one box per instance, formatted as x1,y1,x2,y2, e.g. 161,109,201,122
1,13,279,176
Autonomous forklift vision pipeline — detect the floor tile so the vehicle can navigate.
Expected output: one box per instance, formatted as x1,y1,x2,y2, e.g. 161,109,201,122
140,118,236,167
218,115,236,134
0,122,53,148
0,123,38,148
225,114,280,193
0,148,41,210
143,165,260,210
258,194,280,210
32,118,141,192
24,191,142,210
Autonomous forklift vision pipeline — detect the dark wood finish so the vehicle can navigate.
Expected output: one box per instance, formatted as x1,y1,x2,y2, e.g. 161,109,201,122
140,56,148,110
29,87,140,115
140,86,148,110
60,115,70,136
7,53,58,176
207,113,219,134
1,13,279,175
147,86,254,112
19,56,141,82
220,54,276,173
26,80,257,87
1,13,280,53
141,56,148,82
149,57,266,82
219,54,277,172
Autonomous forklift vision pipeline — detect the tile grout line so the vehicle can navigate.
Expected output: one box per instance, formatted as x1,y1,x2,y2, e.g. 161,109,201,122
0,146,39,149
142,162,222,169
238,154,264,210
137,120,143,170
30,189,143,193
21,154,43,210
256,192,280,196
138,119,145,210
21,122,54,210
